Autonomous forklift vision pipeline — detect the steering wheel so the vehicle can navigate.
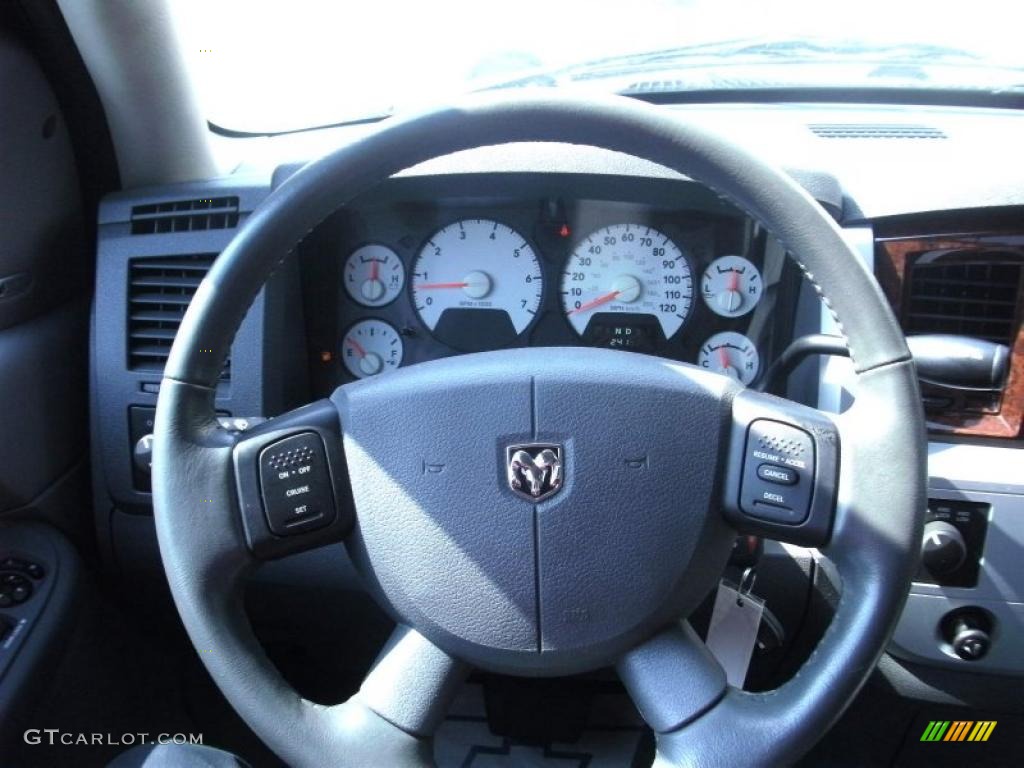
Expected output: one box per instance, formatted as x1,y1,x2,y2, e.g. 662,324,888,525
152,94,925,767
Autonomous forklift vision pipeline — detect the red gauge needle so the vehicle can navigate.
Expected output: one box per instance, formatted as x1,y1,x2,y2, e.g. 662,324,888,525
570,289,621,315
717,346,731,369
727,270,740,292
345,337,367,358
370,260,379,281
418,281,470,290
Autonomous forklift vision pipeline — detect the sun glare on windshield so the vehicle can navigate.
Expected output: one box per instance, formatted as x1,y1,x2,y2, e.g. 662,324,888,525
169,0,1022,134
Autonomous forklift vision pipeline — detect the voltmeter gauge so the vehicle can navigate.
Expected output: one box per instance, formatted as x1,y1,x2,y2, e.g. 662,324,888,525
341,319,403,379
701,255,762,318
698,331,760,386
344,244,405,307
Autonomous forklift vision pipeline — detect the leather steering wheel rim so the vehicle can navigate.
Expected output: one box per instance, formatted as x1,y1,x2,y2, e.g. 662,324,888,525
152,93,926,767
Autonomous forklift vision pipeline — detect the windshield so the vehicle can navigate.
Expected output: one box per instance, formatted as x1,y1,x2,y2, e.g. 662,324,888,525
170,0,1024,134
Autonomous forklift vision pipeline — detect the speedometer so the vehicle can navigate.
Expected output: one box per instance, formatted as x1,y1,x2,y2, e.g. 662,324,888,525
411,219,542,350
561,224,693,339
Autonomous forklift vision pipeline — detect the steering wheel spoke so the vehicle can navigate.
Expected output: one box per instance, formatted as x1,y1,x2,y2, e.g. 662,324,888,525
354,625,470,738
720,388,841,547
230,398,355,561
617,622,726,734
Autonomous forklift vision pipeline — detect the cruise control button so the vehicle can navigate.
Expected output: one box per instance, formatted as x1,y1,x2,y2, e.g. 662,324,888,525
757,463,798,485
749,501,803,525
258,432,335,536
740,420,815,525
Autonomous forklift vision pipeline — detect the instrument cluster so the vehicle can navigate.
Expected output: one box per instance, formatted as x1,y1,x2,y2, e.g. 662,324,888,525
302,193,794,396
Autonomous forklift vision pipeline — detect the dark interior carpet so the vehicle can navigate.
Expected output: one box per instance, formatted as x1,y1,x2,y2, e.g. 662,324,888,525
435,674,653,768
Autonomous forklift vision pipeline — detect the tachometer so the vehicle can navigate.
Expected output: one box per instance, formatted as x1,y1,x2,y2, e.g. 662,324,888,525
411,219,542,350
561,224,693,340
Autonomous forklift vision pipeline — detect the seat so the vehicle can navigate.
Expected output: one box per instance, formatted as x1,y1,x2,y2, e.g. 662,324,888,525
107,743,251,768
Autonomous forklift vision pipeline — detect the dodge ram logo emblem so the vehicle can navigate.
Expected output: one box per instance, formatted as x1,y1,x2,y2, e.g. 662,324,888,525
507,444,563,501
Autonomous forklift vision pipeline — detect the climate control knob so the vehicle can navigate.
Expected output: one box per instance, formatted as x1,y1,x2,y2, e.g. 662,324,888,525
921,520,967,576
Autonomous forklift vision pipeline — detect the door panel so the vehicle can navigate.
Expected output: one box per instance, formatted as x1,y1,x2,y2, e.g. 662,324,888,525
0,28,89,532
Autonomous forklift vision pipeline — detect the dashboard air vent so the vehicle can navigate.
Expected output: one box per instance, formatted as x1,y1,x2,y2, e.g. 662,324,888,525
128,254,229,380
130,196,240,235
808,123,946,139
904,257,1023,344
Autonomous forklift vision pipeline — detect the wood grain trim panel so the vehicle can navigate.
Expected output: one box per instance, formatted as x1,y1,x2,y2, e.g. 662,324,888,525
876,231,1024,439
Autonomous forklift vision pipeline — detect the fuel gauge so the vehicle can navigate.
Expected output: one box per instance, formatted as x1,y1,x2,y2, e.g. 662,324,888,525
342,319,403,379
702,256,762,318
698,331,760,386
344,244,405,307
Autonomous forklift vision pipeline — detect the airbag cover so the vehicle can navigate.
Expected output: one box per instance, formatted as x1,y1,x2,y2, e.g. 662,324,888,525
333,347,736,674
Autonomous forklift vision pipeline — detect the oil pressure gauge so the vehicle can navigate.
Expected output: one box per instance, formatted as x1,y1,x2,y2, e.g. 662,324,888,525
698,331,760,386
702,255,762,318
344,244,405,307
342,319,403,379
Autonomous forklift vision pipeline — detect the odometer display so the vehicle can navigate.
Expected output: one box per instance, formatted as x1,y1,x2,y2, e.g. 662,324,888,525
561,224,693,339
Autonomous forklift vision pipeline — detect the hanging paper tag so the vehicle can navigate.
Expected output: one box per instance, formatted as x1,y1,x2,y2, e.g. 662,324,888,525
705,580,765,688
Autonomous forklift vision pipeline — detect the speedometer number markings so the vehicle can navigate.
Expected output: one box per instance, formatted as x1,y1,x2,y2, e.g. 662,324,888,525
560,224,693,339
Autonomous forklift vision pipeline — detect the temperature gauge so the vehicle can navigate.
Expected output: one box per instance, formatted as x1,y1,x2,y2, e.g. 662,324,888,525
698,331,760,386
344,244,405,307
702,256,762,318
342,319,403,379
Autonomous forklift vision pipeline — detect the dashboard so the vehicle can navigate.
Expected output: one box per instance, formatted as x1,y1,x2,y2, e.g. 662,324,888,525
299,176,801,398
89,103,1024,701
